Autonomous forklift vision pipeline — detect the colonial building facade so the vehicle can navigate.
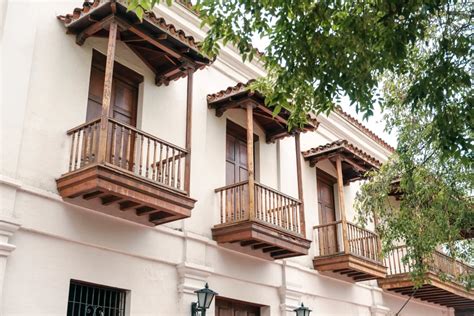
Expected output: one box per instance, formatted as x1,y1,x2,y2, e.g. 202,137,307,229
1,1,472,315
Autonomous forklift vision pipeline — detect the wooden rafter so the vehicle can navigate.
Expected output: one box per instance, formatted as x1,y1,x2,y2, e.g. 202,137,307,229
76,15,115,45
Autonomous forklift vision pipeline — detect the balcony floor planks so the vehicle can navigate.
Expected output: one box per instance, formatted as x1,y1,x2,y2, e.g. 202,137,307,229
56,164,196,226
313,253,387,281
378,272,474,309
212,220,311,260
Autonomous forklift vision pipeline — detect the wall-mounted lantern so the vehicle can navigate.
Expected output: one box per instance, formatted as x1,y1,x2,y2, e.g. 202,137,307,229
294,303,312,316
191,283,218,316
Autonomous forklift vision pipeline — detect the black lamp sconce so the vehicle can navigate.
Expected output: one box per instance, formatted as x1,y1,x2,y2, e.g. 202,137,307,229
191,283,218,316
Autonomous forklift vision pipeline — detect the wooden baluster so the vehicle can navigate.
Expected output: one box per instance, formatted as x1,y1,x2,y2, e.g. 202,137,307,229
83,126,90,166
164,145,170,185
279,196,283,228
232,187,236,221
258,186,262,220
364,231,368,258
287,198,291,231
145,137,150,178
152,141,157,181
137,134,143,175
225,189,231,223
235,185,240,221
78,129,85,167
117,126,123,168
90,124,96,163
131,131,137,173
75,130,81,169
158,143,163,182
220,191,223,224
264,188,268,223
270,192,275,225
347,224,351,253
69,132,76,171
295,204,300,233
371,232,375,260
396,247,400,274
177,150,182,189
318,227,323,255
171,148,176,188
110,123,116,165
242,183,246,220
368,233,373,260
277,193,281,227
85,125,91,164
273,192,277,225
254,186,259,220
125,128,131,170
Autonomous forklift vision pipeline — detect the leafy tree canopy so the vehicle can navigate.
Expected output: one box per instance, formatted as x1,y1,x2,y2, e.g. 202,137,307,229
355,62,473,287
128,0,473,283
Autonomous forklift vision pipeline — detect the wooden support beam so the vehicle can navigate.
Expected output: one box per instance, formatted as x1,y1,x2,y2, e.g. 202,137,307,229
252,243,270,250
101,195,122,206
294,133,306,237
262,246,280,253
119,200,140,211
256,104,288,126
83,190,105,200
97,20,117,163
335,155,350,254
136,206,156,216
266,129,289,143
76,15,114,45
240,240,258,247
184,69,193,194
116,16,195,66
126,44,157,76
246,103,255,220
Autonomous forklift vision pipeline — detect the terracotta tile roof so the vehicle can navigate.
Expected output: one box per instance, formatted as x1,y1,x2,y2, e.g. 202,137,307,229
334,107,395,153
57,0,202,53
302,139,382,168
206,80,257,103
207,82,394,155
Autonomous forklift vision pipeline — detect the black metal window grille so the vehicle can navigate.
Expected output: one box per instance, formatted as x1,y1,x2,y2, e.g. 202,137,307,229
67,280,127,316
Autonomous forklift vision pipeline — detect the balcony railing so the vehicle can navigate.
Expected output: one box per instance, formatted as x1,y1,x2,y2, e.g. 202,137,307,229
67,117,188,193
314,221,382,262
215,180,302,235
385,245,473,283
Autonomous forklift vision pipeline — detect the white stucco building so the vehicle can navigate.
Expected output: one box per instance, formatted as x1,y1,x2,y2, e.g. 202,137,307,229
1,1,472,315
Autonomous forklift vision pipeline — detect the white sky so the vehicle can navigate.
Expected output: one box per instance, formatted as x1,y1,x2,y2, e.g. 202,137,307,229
339,100,397,147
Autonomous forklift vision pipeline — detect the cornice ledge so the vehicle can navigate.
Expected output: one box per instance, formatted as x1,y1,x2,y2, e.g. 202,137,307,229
155,3,266,81
0,217,21,257
0,174,22,189
370,305,391,316
177,262,214,295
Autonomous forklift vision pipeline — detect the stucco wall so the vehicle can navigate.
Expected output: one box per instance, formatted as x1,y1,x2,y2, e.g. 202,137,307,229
0,1,455,316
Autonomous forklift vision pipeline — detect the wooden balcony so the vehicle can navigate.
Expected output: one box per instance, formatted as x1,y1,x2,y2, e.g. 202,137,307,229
56,118,195,226
212,181,311,259
313,221,386,281
378,246,474,310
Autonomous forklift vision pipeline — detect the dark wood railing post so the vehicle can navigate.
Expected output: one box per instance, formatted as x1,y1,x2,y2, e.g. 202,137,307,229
246,103,255,220
184,68,194,194
335,155,350,254
295,132,306,236
373,211,383,260
97,20,117,163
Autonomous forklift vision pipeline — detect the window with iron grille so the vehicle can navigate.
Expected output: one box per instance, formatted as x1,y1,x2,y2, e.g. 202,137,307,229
67,280,127,316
